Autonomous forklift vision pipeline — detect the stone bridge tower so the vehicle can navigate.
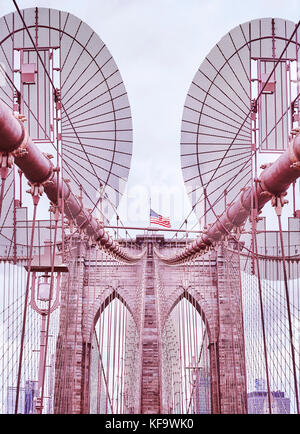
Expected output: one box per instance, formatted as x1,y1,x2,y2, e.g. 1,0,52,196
54,235,247,414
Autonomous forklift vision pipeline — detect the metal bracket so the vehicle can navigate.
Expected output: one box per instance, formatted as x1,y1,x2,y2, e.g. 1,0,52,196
12,112,29,158
271,192,288,216
0,152,14,180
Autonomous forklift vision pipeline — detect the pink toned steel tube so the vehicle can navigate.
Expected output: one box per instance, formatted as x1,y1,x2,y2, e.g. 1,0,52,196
15,139,54,184
0,100,141,263
0,103,24,151
161,132,300,263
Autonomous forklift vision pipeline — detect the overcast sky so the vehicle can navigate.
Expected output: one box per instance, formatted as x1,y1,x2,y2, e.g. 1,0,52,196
1,0,300,235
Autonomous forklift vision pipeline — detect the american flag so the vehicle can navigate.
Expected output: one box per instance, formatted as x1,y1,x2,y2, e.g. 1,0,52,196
150,209,171,228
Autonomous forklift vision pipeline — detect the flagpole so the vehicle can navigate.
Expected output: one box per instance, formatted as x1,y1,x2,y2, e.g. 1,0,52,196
149,194,151,226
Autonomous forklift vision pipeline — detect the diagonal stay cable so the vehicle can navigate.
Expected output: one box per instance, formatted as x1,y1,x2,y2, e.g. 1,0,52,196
175,20,300,236
0,63,112,228
12,1,103,193
11,1,131,236
200,19,300,195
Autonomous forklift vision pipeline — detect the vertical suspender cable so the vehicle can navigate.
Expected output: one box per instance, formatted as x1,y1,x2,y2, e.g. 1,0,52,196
252,229,272,413
277,211,300,414
15,194,39,414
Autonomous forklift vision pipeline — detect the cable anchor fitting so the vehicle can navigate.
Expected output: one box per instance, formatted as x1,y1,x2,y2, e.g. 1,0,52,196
271,192,288,216
26,182,44,205
0,152,14,180
49,202,61,221
12,112,29,158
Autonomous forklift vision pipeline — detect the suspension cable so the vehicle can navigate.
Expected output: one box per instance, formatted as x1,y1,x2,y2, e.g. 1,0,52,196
14,189,40,414
174,20,300,237
274,196,300,414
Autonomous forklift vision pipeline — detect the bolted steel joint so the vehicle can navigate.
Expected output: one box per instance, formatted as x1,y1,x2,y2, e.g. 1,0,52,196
12,112,29,158
0,152,14,169
0,152,14,181
26,182,44,206
271,192,288,216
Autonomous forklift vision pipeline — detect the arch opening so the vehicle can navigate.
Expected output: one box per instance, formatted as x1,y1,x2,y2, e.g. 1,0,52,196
89,295,139,414
161,294,212,414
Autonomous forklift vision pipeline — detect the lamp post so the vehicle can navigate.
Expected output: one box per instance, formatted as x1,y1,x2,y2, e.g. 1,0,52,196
28,240,68,414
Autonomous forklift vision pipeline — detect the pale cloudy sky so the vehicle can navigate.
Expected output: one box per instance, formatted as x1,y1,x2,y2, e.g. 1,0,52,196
1,0,300,233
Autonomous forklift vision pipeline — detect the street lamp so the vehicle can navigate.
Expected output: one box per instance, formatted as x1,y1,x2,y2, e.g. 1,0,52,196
28,240,68,414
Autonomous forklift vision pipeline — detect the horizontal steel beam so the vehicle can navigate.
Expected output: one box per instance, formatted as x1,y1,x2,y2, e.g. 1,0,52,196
104,225,202,234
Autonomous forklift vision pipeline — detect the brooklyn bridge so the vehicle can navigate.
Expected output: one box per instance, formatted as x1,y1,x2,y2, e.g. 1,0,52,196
0,3,299,415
